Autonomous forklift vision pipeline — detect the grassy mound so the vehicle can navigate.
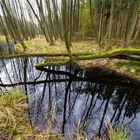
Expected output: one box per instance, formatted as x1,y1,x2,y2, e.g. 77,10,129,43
0,91,32,139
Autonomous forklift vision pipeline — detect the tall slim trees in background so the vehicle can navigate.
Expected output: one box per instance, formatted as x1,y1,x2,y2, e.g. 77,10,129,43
0,0,140,54
95,0,140,46
0,0,38,50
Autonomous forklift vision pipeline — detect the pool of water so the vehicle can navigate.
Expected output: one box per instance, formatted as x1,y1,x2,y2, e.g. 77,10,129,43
0,57,140,139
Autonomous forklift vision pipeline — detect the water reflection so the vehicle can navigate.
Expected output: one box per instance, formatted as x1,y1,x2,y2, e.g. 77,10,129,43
0,57,140,139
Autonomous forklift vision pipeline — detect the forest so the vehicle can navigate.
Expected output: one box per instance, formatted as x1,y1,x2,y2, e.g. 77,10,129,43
0,0,140,140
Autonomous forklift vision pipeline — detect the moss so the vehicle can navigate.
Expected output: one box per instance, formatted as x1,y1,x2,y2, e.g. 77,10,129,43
35,48,140,67
35,60,70,67
77,48,140,60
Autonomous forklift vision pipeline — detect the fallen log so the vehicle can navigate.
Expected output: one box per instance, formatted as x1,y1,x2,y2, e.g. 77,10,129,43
0,52,93,59
76,48,140,60
1,48,140,60
35,48,140,67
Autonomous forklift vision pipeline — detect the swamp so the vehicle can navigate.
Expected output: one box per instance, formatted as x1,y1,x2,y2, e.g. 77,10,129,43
0,0,140,140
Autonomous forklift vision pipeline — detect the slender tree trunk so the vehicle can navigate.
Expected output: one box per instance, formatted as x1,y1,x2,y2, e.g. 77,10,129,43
61,0,73,61
108,0,115,40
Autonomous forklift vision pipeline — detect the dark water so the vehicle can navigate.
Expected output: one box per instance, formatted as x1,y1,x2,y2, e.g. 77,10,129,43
0,57,140,140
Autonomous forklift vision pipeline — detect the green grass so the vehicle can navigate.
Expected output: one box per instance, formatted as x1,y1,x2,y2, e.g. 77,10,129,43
116,61,140,68
115,60,140,79
107,124,130,140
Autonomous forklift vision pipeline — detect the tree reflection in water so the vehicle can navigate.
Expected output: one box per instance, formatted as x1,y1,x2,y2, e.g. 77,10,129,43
0,57,140,139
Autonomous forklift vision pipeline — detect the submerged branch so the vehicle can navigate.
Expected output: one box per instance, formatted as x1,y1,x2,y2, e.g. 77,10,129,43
1,77,140,88
35,67,140,88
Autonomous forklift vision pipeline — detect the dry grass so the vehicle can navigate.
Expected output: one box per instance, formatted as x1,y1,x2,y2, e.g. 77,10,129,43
19,37,138,54
0,90,32,139
15,37,101,54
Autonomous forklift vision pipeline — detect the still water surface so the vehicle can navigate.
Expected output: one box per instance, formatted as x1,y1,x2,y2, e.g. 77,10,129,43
0,57,140,139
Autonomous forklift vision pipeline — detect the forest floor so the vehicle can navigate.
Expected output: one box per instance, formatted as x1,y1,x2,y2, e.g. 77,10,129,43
14,37,140,82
